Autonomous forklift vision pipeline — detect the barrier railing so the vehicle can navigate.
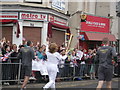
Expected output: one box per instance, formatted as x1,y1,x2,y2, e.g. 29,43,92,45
1,58,117,85
57,63,99,80
0,58,22,85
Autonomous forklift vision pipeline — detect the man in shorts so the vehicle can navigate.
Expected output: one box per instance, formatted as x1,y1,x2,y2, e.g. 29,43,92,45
18,41,35,90
95,38,117,90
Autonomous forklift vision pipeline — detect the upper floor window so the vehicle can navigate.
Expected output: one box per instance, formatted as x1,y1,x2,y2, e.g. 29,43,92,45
0,0,19,2
51,0,65,12
116,1,120,17
24,0,42,4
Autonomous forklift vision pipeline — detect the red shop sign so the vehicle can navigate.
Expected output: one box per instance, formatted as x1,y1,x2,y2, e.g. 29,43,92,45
81,15,110,33
0,12,18,19
48,15,67,26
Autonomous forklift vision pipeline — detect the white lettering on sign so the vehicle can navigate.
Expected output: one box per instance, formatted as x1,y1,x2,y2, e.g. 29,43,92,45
86,21,106,28
49,15,67,26
20,12,47,21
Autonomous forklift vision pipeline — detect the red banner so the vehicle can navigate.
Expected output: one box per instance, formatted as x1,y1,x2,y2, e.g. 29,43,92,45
81,15,110,33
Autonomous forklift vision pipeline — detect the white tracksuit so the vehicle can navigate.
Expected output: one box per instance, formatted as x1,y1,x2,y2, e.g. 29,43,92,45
43,52,61,90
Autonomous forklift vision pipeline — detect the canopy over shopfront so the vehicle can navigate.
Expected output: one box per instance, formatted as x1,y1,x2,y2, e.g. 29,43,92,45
81,32,116,41
47,22,70,38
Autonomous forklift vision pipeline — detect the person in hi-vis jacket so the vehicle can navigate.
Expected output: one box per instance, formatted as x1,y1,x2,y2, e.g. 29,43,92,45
43,43,62,90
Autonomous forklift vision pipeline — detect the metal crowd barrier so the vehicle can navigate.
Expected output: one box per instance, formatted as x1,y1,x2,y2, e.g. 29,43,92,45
1,57,118,85
57,63,99,80
0,58,22,85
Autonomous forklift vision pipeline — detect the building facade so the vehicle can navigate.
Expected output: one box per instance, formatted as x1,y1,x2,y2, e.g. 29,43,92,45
68,0,119,53
1,0,119,53
116,1,120,53
0,0,69,47
96,1,119,53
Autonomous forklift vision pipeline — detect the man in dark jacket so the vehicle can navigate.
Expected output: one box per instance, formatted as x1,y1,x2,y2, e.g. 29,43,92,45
95,38,117,90
18,41,35,90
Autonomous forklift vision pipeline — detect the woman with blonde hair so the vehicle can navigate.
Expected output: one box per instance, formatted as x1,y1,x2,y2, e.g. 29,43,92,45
43,43,62,90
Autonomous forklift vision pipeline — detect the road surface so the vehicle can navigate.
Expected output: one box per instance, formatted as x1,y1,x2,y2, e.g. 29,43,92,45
2,78,119,90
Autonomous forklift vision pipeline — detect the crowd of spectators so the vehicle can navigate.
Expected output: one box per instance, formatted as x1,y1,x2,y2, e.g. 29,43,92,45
0,37,119,85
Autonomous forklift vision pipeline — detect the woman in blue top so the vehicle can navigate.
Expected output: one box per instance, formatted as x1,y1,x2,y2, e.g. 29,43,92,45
35,46,45,83
36,46,44,60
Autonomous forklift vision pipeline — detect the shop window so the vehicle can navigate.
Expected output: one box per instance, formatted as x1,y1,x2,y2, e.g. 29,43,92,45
50,29,65,46
23,27,41,45
2,26,13,44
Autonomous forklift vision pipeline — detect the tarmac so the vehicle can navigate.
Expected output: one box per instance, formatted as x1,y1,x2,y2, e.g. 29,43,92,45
2,78,119,89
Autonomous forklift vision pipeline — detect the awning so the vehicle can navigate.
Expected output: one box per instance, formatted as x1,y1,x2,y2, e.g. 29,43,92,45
82,32,116,41
48,22,70,38
0,19,20,38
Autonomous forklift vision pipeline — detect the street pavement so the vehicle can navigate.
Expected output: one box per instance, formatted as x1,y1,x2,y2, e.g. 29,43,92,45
2,78,119,89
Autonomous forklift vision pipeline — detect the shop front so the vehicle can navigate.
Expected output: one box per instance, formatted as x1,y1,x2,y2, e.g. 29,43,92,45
79,32,116,50
0,11,69,47
79,14,116,50
48,15,70,46
19,12,48,45
0,12,20,44
0,12,46,46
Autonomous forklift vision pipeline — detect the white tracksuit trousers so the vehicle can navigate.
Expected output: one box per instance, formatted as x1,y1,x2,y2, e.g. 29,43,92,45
43,64,58,90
